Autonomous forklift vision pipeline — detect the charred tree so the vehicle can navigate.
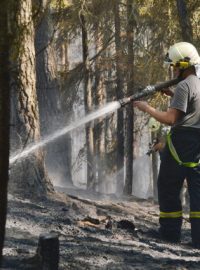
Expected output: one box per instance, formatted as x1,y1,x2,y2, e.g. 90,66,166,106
9,0,53,197
176,0,193,42
80,13,95,190
102,14,118,193
35,3,72,186
0,1,10,263
151,132,159,201
93,22,106,193
123,0,134,195
114,0,125,193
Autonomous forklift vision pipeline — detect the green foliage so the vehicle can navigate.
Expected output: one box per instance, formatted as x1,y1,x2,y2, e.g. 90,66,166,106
52,0,200,106
51,0,72,9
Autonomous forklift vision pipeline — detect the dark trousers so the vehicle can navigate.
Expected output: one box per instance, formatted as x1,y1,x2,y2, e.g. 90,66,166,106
157,128,200,244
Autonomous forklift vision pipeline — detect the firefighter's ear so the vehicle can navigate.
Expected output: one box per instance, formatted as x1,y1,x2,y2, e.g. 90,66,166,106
161,88,174,97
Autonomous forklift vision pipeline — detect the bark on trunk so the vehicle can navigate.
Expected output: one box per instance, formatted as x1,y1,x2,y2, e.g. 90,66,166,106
9,0,53,197
35,4,72,186
114,0,125,194
151,132,159,201
176,0,193,42
103,16,117,193
80,14,95,190
0,1,10,263
93,22,106,193
124,0,134,195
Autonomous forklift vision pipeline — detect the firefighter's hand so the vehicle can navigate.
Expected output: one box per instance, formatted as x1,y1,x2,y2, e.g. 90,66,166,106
133,101,149,112
153,142,165,151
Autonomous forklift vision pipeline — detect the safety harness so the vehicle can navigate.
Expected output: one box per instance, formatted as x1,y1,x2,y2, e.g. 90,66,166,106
167,131,200,168
160,132,200,220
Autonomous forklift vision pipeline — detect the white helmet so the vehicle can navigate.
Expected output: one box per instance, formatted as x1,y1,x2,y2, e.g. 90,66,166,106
166,42,200,68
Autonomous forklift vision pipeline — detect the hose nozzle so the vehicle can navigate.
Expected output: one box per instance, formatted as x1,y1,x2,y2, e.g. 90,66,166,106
119,97,131,107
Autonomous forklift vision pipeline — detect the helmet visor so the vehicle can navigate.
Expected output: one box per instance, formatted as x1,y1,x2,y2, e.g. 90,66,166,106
164,53,172,64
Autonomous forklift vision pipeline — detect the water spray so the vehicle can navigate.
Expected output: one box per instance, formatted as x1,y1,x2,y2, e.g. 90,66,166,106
119,77,181,107
10,101,121,165
10,77,181,165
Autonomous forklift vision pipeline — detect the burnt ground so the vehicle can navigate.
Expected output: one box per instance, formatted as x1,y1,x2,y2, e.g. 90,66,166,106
1,186,200,270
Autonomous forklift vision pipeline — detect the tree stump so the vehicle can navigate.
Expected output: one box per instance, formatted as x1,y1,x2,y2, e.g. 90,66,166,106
37,232,59,270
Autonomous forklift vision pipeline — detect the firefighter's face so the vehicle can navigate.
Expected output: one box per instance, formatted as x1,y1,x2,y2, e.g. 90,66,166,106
173,66,181,78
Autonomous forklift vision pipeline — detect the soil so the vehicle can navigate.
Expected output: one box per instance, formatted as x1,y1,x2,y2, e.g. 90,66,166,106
1,186,200,270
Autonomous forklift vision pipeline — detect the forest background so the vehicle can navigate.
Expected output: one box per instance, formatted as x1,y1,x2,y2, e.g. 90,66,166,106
0,0,200,264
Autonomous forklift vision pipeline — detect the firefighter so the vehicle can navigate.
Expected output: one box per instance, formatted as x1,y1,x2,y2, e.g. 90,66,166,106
133,42,200,247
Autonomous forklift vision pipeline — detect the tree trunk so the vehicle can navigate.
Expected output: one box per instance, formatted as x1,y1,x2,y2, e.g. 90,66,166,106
0,1,10,263
103,16,117,194
151,132,159,201
114,0,125,194
9,0,53,197
124,0,134,195
93,22,106,193
35,3,72,186
80,14,95,190
176,0,193,42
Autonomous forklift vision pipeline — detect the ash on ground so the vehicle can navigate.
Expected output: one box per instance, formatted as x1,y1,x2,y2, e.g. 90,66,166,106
2,186,200,270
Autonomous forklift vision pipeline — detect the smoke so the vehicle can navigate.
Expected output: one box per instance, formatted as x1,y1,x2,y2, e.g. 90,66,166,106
132,155,153,199
51,147,153,201
9,102,121,165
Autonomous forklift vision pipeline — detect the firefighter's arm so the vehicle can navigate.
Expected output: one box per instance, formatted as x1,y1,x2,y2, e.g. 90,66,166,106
133,101,183,126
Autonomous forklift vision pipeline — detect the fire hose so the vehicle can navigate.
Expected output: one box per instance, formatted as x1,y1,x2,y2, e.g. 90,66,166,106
119,77,181,107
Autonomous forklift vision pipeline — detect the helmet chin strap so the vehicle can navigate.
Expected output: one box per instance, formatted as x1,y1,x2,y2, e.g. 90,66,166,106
178,69,184,79
177,65,196,80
